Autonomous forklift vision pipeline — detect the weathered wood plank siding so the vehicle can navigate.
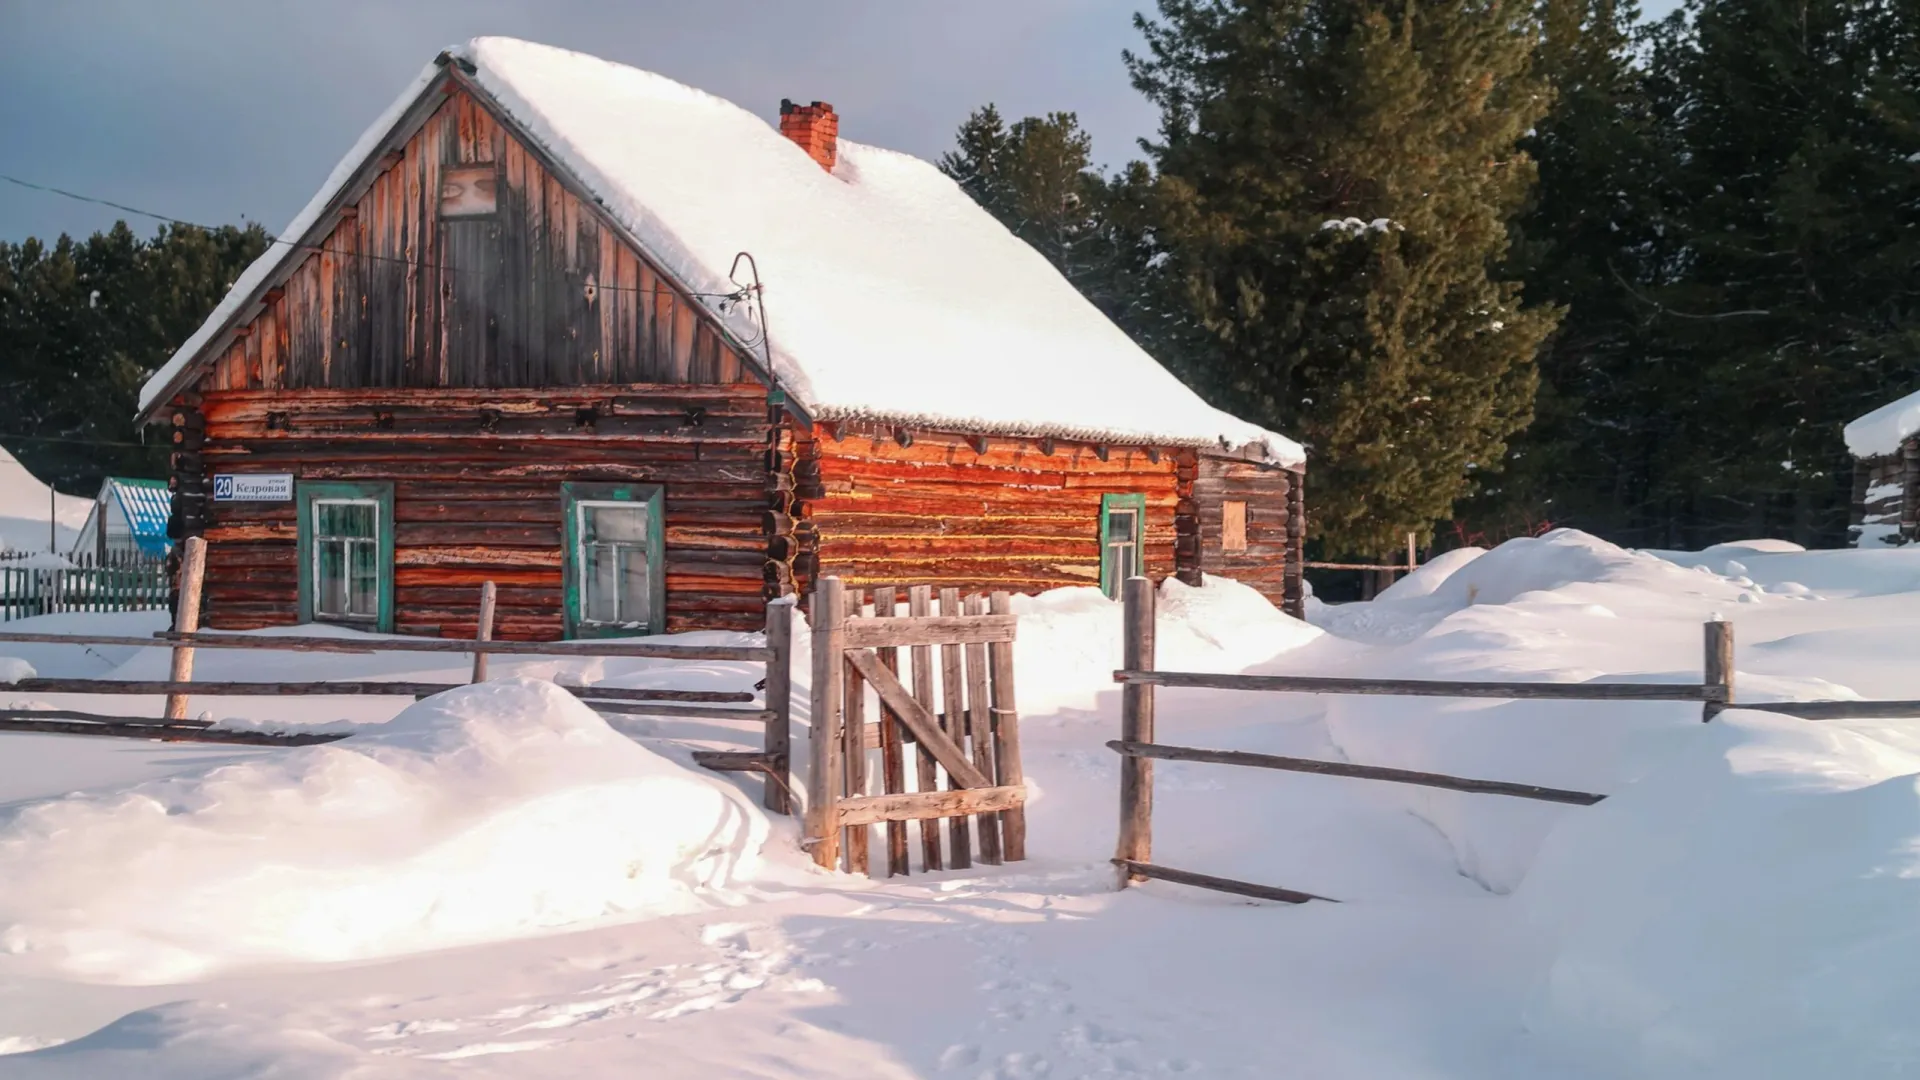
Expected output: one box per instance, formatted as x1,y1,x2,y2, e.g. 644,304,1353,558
798,422,1179,594
195,385,773,638
1191,456,1299,610
1852,438,1918,547
205,85,742,393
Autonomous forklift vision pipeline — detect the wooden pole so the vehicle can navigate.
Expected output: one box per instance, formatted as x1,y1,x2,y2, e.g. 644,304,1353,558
1703,619,1734,722
471,580,497,683
988,590,1025,861
162,535,206,722
806,576,846,869
1407,532,1417,572
1116,575,1156,885
763,596,795,815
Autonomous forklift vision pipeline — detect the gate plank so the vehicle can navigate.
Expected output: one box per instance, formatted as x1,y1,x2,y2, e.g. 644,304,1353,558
908,585,943,872
838,785,1027,827
988,591,1026,861
874,586,910,877
845,649,990,789
938,587,973,869
842,588,871,875
964,594,1003,864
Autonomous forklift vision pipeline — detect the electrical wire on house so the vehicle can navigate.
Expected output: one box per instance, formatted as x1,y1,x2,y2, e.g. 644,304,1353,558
0,172,761,308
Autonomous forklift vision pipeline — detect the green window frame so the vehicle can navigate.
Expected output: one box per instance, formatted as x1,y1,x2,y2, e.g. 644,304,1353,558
296,481,395,632
1099,492,1147,599
562,482,666,639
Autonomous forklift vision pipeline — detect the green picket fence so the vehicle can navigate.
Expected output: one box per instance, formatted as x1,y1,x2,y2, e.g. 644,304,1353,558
0,553,170,622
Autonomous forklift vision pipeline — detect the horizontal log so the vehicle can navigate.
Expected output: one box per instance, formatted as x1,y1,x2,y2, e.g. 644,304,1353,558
0,712,347,746
1305,561,1416,572
689,749,774,772
1114,859,1336,905
1736,700,1920,720
201,383,766,416
9,677,754,703
843,614,1018,648
836,785,1027,826
0,707,209,727
1113,669,1719,702
22,630,779,661
1107,741,1607,806
583,702,776,720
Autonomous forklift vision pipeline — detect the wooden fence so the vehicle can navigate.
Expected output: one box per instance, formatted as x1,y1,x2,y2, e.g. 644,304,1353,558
0,537,797,813
804,576,1026,877
1110,575,1742,903
0,552,169,622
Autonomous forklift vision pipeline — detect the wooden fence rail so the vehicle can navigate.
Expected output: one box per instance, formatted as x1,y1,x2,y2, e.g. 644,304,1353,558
0,563,798,811
1113,575,1920,904
1112,576,1733,902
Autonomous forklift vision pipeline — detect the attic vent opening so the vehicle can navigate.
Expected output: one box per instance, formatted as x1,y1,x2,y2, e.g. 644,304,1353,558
440,166,497,218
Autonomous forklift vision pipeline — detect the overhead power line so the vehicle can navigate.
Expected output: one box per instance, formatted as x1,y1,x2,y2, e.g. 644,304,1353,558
0,172,760,310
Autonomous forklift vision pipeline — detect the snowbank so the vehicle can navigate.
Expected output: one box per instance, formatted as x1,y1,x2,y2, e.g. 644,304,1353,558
1010,575,1321,715
0,448,90,556
1845,386,1920,457
1318,530,1854,891
0,679,768,983
1374,545,1485,601
1517,711,1920,1078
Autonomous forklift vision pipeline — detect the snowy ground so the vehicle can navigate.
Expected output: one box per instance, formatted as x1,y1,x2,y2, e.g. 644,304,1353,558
1,531,1918,1077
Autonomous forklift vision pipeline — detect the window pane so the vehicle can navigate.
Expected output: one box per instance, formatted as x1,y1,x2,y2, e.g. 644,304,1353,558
317,539,347,617
619,545,651,622
584,504,648,544
1107,509,1137,544
585,543,622,623
316,501,376,539
349,539,379,617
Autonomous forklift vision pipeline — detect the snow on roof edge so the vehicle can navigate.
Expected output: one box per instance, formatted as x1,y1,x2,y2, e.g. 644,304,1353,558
136,60,448,417
1846,388,1920,458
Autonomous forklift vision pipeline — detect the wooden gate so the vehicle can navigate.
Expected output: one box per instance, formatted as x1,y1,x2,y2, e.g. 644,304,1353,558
805,575,1027,876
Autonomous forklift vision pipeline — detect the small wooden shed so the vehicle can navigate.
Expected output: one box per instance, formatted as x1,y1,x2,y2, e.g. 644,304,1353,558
1847,389,1919,547
138,38,1306,639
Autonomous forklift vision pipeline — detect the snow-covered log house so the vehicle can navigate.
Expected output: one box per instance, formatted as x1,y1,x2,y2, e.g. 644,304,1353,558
137,38,1305,639
1846,389,1919,547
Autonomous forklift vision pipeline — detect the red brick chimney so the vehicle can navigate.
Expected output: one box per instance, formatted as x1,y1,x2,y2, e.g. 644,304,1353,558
779,99,838,172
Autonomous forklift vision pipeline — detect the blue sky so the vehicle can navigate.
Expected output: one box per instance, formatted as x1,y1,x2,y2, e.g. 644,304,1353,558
0,0,1682,244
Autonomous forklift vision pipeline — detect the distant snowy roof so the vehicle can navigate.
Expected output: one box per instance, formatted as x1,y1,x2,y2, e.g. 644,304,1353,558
107,478,173,556
1845,388,1920,458
139,38,1302,464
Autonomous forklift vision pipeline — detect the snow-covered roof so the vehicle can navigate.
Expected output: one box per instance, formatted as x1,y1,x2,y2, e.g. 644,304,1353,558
1845,388,1920,459
139,37,1302,464
106,477,173,556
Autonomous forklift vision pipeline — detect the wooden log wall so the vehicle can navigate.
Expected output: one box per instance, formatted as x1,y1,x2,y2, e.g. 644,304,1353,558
1852,443,1916,547
1190,456,1301,612
203,84,743,394
796,421,1181,595
191,384,773,638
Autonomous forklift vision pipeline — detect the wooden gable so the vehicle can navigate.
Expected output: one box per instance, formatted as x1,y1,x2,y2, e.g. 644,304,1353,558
203,82,759,394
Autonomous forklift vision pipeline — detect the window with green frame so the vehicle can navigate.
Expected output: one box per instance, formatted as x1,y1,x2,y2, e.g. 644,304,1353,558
1099,493,1146,599
562,482,665,638
296,481,394,632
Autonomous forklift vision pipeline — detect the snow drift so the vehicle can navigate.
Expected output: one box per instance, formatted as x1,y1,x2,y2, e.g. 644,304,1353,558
0,679,768,983
1517,710,1920,1079
0,447,90,556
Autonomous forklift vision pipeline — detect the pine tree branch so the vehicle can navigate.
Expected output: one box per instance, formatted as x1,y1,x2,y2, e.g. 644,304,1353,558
1607,262,1772,321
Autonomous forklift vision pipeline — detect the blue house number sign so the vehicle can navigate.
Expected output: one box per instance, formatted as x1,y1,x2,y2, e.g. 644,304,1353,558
212,473,294,502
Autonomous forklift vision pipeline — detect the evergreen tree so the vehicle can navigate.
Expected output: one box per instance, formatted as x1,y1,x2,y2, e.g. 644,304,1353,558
0,220,268,493
1127,0,1561,558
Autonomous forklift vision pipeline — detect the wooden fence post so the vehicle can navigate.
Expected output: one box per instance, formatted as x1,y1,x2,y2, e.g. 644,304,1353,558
763,595,795,815
163,536,207,722
1703,619,1734,722
1116,575,1156,884
806,576,846,869
988,590,1026,862
471,580,497,683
